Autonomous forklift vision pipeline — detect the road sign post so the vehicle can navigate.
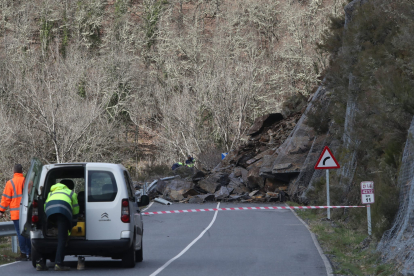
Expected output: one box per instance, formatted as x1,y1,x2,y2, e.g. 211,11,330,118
315,146,340,220
326,170,330,219
361,181,374,235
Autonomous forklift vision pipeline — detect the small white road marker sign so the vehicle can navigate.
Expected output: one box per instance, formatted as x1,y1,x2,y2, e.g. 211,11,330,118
314,146,340,170
361,181,375,204
361,181,374,235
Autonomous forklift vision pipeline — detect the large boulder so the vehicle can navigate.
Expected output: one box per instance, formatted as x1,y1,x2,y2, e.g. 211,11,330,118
234,167,249,184
163,179,193,201
198,173,230,194
247,166,264,189
169,190,184,201
189,194,215,203
228,176,250,194
198,177,219,194
215,186,233,200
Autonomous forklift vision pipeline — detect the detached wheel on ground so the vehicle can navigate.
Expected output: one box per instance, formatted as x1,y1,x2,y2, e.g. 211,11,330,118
122,239,136,268
136,237,143,262
31,244,42,268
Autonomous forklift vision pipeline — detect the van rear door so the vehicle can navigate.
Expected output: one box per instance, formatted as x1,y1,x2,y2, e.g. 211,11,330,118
19,158,43,238
85,164,126,240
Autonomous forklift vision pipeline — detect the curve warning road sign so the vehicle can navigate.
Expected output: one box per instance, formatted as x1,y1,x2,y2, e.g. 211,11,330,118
314,146,340,169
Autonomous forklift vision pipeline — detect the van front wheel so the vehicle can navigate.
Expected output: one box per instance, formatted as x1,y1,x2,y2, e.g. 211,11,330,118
121,239,136,268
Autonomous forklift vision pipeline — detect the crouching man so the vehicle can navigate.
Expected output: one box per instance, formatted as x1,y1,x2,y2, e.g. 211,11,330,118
36,180,79,271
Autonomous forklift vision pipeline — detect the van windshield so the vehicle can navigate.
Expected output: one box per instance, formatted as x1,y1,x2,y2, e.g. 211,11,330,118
88,171,118,202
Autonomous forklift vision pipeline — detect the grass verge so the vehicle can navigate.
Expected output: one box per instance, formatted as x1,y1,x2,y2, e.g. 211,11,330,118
287,201,394,275
0,237,20,265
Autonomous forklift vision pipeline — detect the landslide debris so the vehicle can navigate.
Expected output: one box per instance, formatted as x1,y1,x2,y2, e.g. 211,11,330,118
138,90,330,204
140,113,301,203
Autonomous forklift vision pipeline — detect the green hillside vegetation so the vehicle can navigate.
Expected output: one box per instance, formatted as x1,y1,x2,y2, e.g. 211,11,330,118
307,0,414,239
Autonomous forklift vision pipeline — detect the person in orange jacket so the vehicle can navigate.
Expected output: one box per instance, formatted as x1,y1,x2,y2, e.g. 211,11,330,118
0,164,31,261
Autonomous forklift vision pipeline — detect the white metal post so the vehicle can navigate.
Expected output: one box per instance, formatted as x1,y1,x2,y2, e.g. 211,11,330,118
326,169,330,220
367,204,372,236
11,235,18,253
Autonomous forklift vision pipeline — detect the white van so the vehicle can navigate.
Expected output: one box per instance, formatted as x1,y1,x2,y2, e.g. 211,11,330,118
19,159,149,268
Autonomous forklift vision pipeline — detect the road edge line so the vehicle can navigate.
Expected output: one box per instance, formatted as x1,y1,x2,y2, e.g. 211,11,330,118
286,203,334,276
149,202,220,276
0,261,20,268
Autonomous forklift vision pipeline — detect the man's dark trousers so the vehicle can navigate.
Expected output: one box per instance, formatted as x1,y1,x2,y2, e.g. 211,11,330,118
50,213,70,266
12,220,31,256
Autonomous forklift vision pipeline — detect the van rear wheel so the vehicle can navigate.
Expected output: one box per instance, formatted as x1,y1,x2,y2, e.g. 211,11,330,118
31,244,42,268
121,239,136,268
136,237,143,262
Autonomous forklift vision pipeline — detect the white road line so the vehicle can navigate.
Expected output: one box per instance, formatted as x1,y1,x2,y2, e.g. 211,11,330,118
149,202,221,276
0,261,20,268
286,203,334,276
142,201,154,212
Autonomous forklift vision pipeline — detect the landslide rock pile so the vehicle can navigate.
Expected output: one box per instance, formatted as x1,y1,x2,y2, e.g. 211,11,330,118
143,89,330,204
145,113,304,203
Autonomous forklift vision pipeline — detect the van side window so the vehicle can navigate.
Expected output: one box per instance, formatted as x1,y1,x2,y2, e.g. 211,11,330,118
88,171,118,202
123,171,134,200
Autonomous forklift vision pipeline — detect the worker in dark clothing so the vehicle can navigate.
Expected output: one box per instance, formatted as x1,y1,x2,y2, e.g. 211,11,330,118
36,180,79,271
171,162,183,170
185,156,195,168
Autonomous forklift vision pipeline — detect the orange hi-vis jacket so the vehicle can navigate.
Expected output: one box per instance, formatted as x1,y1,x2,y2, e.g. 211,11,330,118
0,173,25,220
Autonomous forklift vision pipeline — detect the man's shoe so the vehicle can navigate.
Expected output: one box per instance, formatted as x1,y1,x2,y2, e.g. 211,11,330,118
15,253,27,261
36,263,48,271
54,264,70,271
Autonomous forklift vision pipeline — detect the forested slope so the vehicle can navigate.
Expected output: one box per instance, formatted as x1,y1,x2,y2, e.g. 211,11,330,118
0,0,345,182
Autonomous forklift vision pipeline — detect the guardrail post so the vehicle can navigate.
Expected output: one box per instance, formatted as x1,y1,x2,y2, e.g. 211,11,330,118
11,235,18,253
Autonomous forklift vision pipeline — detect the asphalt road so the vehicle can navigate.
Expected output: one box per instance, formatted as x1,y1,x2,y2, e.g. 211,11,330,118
0,202,329,275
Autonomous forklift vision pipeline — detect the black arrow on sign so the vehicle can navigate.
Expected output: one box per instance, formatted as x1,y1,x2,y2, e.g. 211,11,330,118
323,157,331,165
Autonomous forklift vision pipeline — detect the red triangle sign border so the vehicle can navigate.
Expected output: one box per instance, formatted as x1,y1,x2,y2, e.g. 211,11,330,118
314,146,340,170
